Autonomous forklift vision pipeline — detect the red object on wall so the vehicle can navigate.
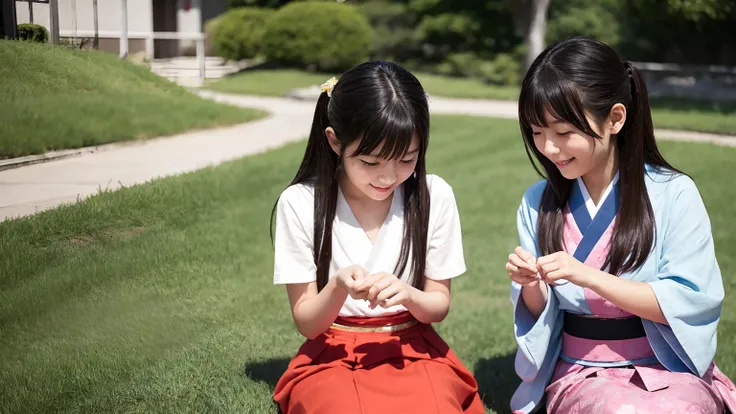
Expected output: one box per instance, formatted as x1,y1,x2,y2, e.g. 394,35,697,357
184,0,191,11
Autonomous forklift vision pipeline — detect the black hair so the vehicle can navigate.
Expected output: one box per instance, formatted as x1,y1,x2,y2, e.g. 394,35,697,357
272,60,431,290
519,37,682,275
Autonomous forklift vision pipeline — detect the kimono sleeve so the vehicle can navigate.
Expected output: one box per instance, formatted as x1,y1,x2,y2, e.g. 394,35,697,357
510,181,563,382
645,178,724,376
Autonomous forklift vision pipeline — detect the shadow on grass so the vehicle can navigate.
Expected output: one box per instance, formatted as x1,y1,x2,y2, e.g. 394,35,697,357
243,357,290,389
243,357,291,414
475,351,525,414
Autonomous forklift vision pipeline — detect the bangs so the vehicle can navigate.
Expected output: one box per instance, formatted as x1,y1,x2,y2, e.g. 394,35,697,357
351,102,418,160
519,68,600,139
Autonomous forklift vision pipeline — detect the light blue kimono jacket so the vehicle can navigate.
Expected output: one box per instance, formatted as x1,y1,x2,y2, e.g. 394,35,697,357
510,165,725,413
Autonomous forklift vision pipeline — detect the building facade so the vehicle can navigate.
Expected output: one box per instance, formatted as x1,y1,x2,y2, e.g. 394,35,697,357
13,0,227,58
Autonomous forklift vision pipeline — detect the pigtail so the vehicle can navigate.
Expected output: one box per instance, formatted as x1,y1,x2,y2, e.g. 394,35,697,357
270,91,339,291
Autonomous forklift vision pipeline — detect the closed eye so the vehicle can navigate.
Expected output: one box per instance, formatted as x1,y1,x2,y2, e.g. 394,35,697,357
400,158,415,164
361,160,379,167
557,131,573,136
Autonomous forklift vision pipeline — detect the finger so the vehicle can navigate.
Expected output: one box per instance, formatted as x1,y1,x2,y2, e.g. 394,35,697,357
361,275,389,303
537,253,562,267
343,277,355,290
347,284,369,300
368,275,395,299
370,282,401,308
543,269,568,282
515,247,537,266
355,272,383,291
507,264,538,281
509,254,537,273
540,261,557,273
381,290,407,308
537,251,565,266
535,255,552,266
344,277,365,298
540,261,559,274
351,266,367,283
372,283,402,307
510,274,540,286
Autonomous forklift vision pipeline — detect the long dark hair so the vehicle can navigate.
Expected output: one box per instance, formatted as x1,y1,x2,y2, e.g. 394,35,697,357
271,60,431,291
518,37,682,275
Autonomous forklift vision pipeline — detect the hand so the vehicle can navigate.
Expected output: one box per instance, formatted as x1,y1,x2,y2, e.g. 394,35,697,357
506,247,541,286
335,265,370,300
358,272,414,309
537,252,589,287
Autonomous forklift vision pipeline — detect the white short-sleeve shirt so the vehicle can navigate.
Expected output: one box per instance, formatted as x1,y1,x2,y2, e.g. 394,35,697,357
273,174,466,316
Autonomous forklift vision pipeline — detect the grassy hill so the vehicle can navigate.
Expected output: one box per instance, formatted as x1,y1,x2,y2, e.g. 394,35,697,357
0,40,264,159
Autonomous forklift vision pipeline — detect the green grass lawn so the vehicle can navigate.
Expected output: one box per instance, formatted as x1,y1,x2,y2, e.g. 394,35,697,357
1,116,735,413
649,97,736,135
206,68,736,136
0,40,265,159
205,68,337,98
204,68,519,100
418,72,521,101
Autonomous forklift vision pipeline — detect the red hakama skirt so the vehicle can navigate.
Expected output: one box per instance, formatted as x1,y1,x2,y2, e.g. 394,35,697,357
274,311,483,414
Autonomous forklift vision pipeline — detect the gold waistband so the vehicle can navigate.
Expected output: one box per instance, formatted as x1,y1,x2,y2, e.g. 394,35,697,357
329,319,418,333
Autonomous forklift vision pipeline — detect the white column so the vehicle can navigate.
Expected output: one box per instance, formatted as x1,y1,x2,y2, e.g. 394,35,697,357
146,35,154,61
71,0,77,38
120,0,128,58
49,0,59,44
93,0,99,49
197,0,205,83
197,37,205,84
145,0,154,60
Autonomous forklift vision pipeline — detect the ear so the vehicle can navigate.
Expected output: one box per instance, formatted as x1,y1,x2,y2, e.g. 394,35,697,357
325,127,340,155
608,103,627,135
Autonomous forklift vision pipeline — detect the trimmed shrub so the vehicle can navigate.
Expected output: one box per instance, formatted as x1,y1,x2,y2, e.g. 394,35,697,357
209,7,274,61
262,2,374,72
17,24,49,43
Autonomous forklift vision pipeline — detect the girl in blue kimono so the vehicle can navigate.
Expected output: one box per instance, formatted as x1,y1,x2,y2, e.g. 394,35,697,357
507,37,736,413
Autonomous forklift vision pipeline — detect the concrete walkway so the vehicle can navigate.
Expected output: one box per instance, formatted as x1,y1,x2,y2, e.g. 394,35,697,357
1,91,735,222
0,95,314,222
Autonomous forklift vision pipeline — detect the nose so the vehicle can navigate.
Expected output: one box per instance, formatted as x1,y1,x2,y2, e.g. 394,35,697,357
543,138,560,156
378,164,397,186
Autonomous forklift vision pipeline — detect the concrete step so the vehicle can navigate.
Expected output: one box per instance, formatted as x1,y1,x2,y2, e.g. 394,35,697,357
148,57,252,87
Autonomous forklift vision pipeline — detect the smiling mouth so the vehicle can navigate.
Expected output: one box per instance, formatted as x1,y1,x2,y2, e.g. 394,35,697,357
371,185,392,192
554,158,574,167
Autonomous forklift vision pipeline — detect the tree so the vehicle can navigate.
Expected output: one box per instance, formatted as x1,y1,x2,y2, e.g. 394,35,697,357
507,0,551,75
407,0,518,61
618,0,736,65
667,0,733,21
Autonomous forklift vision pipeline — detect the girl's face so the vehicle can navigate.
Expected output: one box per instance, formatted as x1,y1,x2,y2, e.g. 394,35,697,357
531,107,624,181
327,129,419,202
